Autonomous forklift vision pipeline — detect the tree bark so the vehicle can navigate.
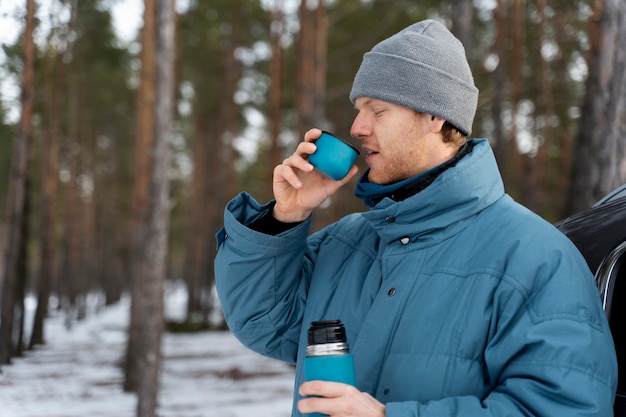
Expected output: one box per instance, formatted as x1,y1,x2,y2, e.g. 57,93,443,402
59,61,82,328
451,0,473,58
314,2,328,128
492,0,508,176
298,0,331,232
205,2,242,323
534,0,556,215
183,112,209,323
267,2,284,201
0,0,36,365
136,0,175,415
125,0,157,393
31,44,64,347
296,0,317,138
567,0,626,214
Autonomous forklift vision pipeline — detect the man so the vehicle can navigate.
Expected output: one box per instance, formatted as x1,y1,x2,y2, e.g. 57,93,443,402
214,19,617,417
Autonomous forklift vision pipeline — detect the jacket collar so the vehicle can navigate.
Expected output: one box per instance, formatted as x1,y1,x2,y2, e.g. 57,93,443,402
361,139,505,245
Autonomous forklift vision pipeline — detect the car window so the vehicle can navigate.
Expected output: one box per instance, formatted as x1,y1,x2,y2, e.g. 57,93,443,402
593,183,626,207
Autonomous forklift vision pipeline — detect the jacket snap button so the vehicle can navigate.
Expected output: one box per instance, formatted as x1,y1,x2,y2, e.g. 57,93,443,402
385,216,396,223
400,237,409,244
388,288,396,296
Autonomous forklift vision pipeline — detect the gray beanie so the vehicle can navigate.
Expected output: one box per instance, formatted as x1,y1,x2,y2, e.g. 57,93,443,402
349,19,478,136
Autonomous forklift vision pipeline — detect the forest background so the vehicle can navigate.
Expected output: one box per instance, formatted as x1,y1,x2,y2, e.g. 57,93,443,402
0,0,625,416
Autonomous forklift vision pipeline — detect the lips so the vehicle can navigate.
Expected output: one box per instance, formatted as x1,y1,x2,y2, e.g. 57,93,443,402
363,147,378,162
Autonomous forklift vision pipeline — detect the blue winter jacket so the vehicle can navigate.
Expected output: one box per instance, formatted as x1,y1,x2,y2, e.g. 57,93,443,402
214,139,617,417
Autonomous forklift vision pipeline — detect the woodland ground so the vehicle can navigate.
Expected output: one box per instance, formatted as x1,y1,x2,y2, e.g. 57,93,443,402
0,283,295,417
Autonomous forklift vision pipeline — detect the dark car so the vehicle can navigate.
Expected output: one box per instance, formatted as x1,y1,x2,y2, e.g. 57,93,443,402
555,183,626,416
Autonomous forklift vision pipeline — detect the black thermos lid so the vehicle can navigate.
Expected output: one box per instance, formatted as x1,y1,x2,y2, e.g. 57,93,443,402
307,320,347,345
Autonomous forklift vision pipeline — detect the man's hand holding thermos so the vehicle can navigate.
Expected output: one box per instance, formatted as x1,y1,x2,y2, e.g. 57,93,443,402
299,320,385,417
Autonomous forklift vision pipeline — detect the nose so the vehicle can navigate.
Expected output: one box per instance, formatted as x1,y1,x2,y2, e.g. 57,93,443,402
350,111,369,141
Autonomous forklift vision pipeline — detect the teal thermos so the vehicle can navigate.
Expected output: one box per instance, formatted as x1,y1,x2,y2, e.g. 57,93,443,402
303,320,356,417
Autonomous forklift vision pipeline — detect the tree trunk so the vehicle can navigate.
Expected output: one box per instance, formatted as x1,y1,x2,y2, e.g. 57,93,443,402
135,0,175,415
95,130,124,306
183,112,208,323
534,0,555,216
492,0,508,177
0,0,36,365
298,0,331,232
125,0,157,393
205,2,242,324
31,42,65,348
509,0,530,204
267,3,284,201
60,65,82,328
14,173,30,357
451,0,473,58
296,0,328,136
567,0,626,214
296,0,317,138
313,2,328,128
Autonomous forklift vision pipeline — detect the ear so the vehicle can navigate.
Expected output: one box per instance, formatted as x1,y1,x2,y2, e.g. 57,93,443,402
429,115,445,133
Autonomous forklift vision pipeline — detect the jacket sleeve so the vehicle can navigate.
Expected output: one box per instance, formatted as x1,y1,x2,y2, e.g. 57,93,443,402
386,240,617,417
214,192,315,364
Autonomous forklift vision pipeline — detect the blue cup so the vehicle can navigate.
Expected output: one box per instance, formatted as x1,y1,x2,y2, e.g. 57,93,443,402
308,131,359,180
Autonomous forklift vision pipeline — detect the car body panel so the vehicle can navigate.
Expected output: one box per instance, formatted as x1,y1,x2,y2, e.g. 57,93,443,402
555,195,626,275
555,184,626,416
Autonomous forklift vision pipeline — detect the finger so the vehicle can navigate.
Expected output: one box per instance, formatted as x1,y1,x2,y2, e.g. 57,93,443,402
337,164,359,184
304,128,323,143
298,381,343,417
294,141,318,159
299,380,354,398
274,164,304,189
322,165,360,191
298,395,332,416
279,156,315,181
280,140,317,169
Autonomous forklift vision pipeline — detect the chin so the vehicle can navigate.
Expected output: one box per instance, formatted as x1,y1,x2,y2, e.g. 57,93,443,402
368,172,395,185
367,172,382,184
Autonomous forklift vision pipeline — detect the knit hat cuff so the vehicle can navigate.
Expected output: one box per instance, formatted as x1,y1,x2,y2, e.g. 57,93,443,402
350,51,479,136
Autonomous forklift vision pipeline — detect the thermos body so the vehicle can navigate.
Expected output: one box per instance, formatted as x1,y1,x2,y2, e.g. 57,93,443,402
303,320,356,417
304,352,356,385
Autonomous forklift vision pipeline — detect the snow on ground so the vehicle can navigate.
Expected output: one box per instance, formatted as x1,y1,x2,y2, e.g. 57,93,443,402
0,283,295,417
